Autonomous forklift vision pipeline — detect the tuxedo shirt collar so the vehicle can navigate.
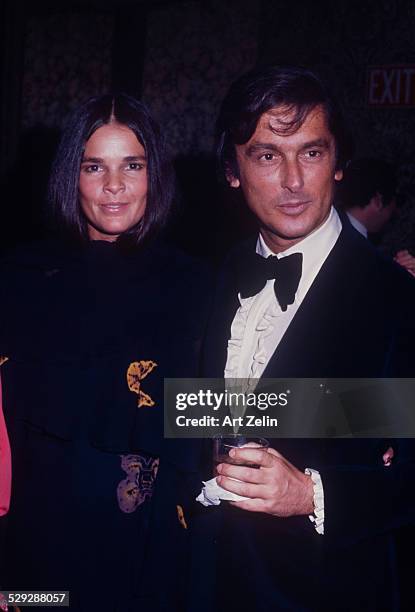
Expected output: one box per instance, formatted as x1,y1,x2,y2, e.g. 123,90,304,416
346,211,368,238
255,206,342,304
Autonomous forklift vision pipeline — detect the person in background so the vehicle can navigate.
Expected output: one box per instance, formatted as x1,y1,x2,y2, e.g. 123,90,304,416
338,157,415,277
338,157,397,238
0,94,207,611
395,248,415,277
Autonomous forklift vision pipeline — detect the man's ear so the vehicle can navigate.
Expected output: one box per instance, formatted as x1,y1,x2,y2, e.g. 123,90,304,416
225,164,240,188
370,192,383,211
334,168,343,182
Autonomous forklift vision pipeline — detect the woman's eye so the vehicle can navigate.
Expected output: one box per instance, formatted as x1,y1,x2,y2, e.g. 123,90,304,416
84,164,101,173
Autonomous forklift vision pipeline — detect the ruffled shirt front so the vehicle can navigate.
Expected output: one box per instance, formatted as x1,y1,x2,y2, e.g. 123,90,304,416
225,207,342,383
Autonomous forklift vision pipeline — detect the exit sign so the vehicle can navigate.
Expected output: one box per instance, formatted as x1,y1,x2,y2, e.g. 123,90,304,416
367,65,415,107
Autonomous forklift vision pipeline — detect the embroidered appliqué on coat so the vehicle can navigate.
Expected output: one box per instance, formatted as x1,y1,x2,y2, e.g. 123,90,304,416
117,454,159,513
127,360,157,407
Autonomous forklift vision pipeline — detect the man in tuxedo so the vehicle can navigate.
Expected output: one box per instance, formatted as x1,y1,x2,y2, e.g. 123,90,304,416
338,157,398,238
202,66,415,611
338,157,415,277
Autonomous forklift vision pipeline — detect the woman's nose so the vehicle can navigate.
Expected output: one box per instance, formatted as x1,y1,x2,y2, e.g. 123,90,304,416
104,171,125,195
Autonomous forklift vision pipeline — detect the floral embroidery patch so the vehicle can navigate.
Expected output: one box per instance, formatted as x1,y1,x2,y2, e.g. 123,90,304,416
126,360,157,407
0,356,9,367
117,454,159,513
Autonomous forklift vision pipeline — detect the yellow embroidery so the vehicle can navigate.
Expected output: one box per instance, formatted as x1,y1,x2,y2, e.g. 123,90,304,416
127,360,157,407
0,356,9,366
177,504,188,529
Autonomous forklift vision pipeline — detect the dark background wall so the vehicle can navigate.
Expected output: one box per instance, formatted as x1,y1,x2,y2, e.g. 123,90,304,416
1,0,414,255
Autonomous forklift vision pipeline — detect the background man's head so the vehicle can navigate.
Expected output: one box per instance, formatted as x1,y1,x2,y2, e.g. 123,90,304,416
216,66,353,252
337,158,398,234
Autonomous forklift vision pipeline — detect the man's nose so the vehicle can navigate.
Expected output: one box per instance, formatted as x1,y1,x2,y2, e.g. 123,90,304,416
104,171,125,195
280,159,304,191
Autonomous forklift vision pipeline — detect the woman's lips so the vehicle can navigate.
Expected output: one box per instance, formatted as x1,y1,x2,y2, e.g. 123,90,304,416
99,202,128,213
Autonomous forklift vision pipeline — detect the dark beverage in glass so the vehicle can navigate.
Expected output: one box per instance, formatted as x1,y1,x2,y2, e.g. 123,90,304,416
212,435,269,476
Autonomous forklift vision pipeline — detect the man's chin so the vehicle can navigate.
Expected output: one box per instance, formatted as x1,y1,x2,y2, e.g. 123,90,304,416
262,209,331,243
263,223,312,243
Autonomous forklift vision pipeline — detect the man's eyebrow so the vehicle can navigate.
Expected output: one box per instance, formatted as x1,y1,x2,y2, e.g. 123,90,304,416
300,138,330,149
245,142,280,156
244,138,331,156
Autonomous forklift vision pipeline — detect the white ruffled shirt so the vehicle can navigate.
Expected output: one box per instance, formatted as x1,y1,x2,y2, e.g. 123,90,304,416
225,207,342,381
224,206,343,534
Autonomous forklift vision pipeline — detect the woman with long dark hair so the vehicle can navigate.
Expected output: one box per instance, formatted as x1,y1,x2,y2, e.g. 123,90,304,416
0,94,206,611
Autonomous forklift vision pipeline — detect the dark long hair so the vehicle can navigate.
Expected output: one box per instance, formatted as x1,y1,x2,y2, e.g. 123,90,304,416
216,65,353,180
48,93,173,245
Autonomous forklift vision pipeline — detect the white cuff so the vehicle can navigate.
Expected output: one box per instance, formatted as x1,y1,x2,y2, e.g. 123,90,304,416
305,468,324,535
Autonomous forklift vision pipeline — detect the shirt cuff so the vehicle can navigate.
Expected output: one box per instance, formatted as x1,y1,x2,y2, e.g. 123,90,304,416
305,468,324,535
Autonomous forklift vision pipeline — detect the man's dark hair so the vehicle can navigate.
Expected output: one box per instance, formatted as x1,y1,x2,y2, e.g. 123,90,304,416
216,65,353,180
337,158,397,210
48,93,172,245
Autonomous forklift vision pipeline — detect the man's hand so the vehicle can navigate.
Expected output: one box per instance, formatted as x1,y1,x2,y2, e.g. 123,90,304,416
382,446,394,466
394,250,415,277
216,447,314,516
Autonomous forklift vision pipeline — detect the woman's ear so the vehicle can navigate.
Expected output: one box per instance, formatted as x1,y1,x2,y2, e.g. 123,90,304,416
225,164,240,188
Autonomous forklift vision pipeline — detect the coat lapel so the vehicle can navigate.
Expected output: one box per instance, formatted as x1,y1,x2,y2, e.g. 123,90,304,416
262,224,382,377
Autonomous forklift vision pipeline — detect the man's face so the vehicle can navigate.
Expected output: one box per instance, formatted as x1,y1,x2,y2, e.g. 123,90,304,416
228,105,343,252
366,195,397,234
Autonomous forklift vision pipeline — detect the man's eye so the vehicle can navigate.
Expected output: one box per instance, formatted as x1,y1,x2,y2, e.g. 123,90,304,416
305,150,321,158
259,153,275,161
127,162,143,170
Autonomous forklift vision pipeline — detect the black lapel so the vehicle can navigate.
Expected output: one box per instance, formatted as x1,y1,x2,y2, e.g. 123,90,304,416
202,237,257,377
261,224,382,377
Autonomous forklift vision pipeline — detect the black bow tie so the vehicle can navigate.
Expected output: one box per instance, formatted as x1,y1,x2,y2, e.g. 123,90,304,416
238,252,303,311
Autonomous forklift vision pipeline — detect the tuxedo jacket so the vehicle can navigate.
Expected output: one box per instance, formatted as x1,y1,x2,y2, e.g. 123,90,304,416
199,221,415,612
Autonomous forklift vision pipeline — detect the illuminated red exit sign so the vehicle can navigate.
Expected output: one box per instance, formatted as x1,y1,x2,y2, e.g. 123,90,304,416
367,65,415,107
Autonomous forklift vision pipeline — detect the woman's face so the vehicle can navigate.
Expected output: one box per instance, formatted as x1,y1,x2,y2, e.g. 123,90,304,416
79,122,148,241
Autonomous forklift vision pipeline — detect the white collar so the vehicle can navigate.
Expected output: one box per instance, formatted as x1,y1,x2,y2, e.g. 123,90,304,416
346,212,368,238
256,207,342,303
